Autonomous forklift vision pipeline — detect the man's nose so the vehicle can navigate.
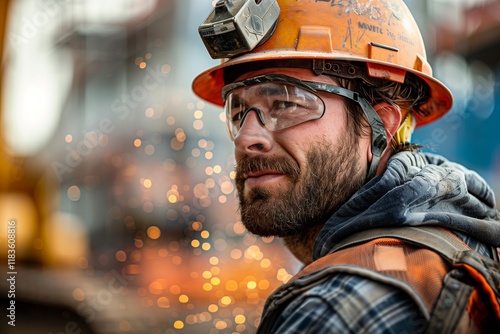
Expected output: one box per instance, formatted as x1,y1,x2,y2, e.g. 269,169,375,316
238,107,267,129
234,108,273,154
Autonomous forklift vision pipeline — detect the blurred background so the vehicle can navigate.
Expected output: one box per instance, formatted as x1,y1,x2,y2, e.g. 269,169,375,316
0,0,499,333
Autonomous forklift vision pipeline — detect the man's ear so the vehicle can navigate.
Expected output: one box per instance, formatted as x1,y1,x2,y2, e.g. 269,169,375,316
373,102,402,141
366,102,403,172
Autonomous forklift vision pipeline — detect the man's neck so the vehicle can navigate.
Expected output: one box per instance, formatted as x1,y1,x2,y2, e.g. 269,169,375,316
283,224,324,265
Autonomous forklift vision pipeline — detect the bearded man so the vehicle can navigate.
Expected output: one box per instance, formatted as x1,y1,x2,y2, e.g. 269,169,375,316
193,0,500,332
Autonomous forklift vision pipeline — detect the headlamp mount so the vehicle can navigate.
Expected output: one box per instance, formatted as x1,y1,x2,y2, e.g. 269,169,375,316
199,0,280,59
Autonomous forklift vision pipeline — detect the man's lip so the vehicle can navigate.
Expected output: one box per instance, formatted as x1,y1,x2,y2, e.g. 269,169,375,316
244,171,287,189
246,170,282,178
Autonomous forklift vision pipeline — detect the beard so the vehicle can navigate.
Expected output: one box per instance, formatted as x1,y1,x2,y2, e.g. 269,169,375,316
235,135,366,237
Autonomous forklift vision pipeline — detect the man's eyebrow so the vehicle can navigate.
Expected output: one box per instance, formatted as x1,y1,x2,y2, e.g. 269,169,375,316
255,83,289,97
230,95,244,107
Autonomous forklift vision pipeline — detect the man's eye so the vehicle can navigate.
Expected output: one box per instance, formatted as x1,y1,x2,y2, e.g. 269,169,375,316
275,100,299,110
231,111,243,123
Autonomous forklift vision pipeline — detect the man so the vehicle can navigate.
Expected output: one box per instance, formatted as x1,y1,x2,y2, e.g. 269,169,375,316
193,0,500,332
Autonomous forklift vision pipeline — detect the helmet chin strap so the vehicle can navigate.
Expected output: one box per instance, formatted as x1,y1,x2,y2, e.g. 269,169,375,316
354,97,388,182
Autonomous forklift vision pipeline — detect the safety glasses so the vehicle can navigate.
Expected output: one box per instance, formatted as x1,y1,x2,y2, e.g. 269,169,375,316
222,74,373,140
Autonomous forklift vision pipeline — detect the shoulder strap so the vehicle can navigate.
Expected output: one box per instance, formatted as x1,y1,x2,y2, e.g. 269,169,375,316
328,226,470,259
329,226,500,332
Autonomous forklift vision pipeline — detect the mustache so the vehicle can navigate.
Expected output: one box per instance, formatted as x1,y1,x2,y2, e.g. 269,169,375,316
235,155,300,181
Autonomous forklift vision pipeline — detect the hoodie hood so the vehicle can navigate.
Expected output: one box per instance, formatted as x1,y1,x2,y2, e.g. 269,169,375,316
314,151,500,260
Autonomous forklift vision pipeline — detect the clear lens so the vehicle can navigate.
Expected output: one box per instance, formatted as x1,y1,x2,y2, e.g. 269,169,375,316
224,80,325,139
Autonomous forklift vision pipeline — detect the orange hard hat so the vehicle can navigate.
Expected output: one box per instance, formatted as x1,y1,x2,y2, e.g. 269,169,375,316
192,0,453,127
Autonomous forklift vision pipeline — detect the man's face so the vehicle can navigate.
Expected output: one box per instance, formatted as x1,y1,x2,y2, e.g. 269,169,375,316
230,68,371,237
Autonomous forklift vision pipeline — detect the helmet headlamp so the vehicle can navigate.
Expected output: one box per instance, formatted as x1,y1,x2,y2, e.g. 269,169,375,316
199,0,280,59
